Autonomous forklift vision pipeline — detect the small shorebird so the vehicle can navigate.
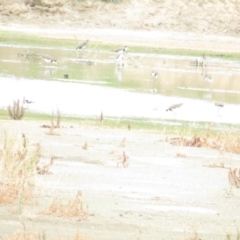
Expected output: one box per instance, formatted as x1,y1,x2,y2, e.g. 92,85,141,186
115,46,128,54
41,55,57,64
76,40,89,51
203,74,212,83
23,98,34,104
151,70,158,79
115,53,124,67
215,102,224,108
166,103,183,119
215,102,224,116
166,103,183,112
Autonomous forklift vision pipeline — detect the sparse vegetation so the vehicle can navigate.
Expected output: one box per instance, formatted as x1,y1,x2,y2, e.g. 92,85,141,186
7,98,25,120
41,191,89,220
0,133,40,205
168,129,240,155
82,141,88,150
2,217,89,240
45,109,61,135
228,168,240,188
117,151,129,167
36,155,54,175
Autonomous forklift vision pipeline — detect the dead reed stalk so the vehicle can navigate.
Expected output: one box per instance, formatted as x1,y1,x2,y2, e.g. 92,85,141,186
46,109,61,135
228,168,240,188
36,155,55,175
82,141,88,150
0,133,40,205
119,137,126,148
117,151,129,167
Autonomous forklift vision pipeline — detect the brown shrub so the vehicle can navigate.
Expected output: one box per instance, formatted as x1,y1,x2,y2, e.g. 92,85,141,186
41,191,89,220
0,133,40,205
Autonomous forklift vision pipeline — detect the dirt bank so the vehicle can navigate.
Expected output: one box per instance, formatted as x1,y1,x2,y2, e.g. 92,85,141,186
1,0,240,52
0,120,240,239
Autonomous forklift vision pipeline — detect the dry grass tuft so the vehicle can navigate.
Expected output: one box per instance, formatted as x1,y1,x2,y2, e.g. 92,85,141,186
169,130,240,155
3,231,45,240
3,231,89,240
228,168,240,188
203,162,227,169
117,151,129,167
100,111,103,122
127,122,131,130
3,217,88,240
118,137,126,148
45,109,61,135
41,191,89,220
82,141,88,150
7,98,25,120
0,133,40,205
36,155,55,175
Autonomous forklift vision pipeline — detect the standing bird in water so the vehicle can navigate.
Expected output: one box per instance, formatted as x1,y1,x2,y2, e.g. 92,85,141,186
115,53,124,67
151,70,158,79
115,46,128,55
215,102,224,116
41,55,57,64
115,46,128,67
24,99,34,104
166,103,183,119
76,40,89,51
166,103,183,112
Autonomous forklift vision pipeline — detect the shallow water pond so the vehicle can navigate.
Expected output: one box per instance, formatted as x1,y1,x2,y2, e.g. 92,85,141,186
1,45,240,124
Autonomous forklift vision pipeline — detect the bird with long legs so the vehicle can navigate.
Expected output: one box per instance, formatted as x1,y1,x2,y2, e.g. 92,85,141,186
115,46,128,55
115,53,124,67
166,103,183,119
214,102,224,116
202,73,213,93
76,39,89,57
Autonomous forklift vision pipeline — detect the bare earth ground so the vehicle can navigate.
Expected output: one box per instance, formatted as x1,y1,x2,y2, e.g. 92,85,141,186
1,0,240,52
1,120,240,239
1,1,240,239
0,120,240,240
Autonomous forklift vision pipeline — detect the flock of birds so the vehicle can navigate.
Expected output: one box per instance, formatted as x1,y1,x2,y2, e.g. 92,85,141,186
26,40,225,117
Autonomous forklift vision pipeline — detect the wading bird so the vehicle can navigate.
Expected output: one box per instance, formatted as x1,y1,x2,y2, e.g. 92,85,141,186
24,99,34,104
115,46,128,54
76,39,89,51
151,70,158,79
203,74,212,83
215,102,224,116
166,103,183,119
115,53,124,67
166,103,183,112
41,55,57,64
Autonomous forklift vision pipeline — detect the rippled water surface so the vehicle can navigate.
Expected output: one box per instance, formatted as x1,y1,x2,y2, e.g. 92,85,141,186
1,45,240,124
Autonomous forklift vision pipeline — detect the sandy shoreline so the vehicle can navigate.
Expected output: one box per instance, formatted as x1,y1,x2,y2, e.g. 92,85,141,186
1,24,240,53
1,1,240,237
